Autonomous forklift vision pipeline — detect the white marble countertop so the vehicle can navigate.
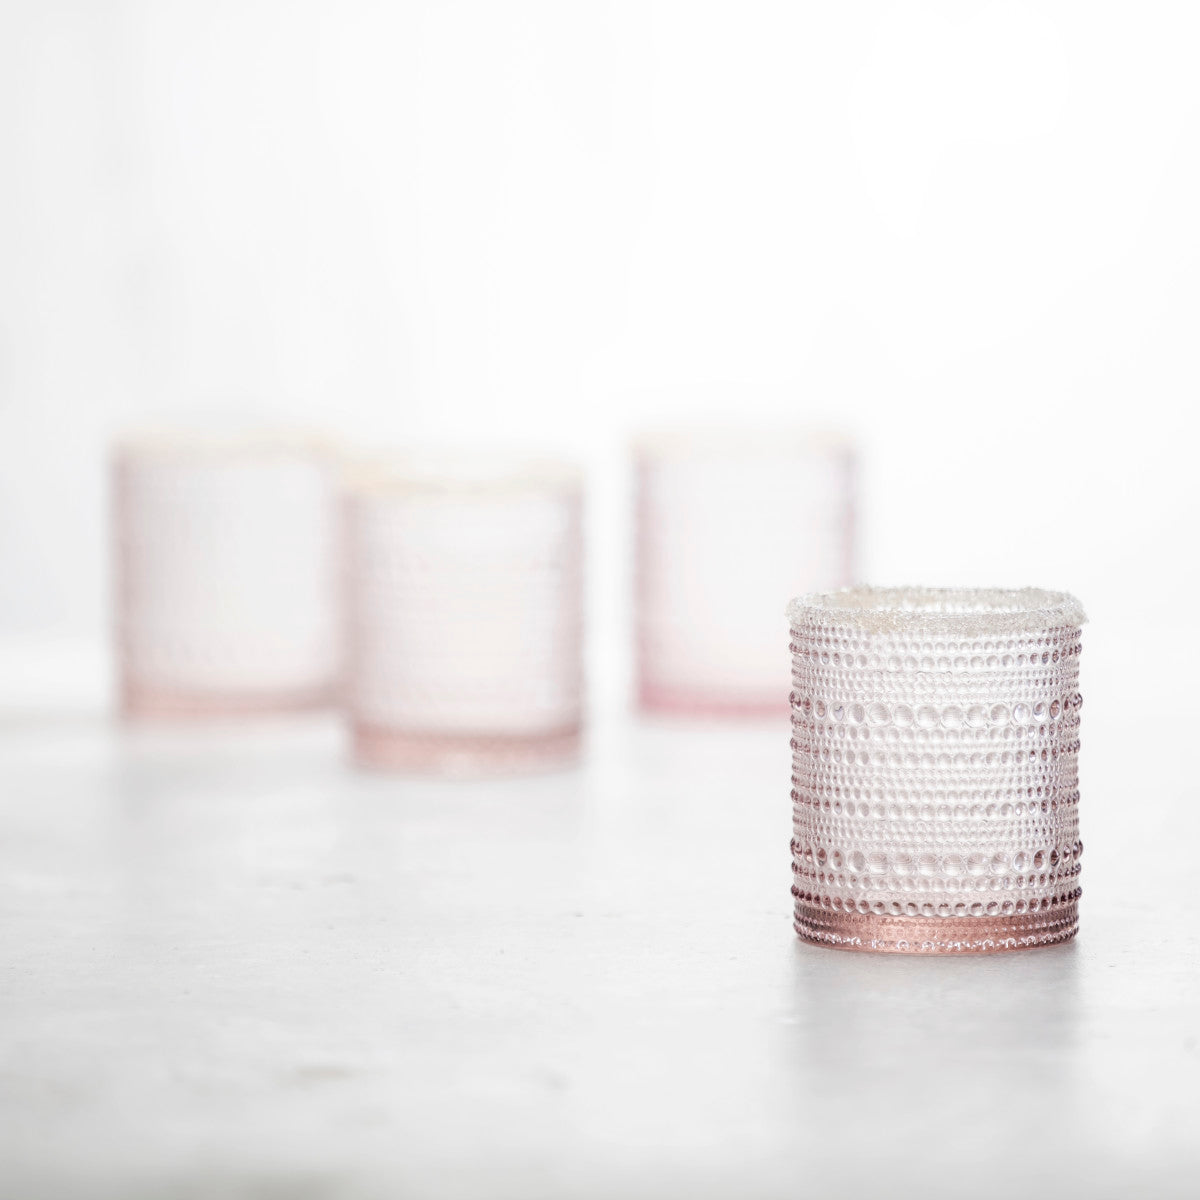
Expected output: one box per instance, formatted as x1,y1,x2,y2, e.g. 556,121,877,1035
1,628,1196,1199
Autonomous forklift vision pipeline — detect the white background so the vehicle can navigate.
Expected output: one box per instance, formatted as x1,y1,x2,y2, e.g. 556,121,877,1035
3,8,1199,1197
2,0,1199,707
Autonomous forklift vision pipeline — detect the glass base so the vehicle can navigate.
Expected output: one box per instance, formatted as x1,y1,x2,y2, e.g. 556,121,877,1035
352,723,581,778
793,901,1078,955
121,680,334,719
638,683,786,720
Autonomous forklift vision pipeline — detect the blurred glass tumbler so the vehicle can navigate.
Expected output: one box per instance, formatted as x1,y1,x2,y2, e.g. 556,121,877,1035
789,587,1085,954
344,456,584,775
635,432,855,716
114,436,341,717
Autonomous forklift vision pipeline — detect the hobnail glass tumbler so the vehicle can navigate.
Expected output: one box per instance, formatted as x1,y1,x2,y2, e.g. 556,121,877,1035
113,435,341,717
789,586,1086,954
635,431,856,716
344,456,584,776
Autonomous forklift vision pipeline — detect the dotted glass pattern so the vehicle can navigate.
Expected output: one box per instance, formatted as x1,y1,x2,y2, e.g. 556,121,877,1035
113,437,341,718
788,587,1086,954
344,458,584,777
636,432,856,717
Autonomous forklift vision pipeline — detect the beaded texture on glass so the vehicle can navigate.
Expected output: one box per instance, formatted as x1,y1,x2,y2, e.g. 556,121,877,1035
345,479,583,775
636,435,855,716
114,443,340,716
788,587,1085,954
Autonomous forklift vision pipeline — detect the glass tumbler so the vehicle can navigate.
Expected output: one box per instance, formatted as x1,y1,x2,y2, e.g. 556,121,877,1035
635,431,856,716
344,455,584,775
113,435,341,717
789,586,1086,954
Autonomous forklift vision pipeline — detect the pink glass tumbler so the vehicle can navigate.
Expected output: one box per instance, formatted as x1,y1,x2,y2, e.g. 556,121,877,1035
635,431,856,716
789,586,1086,954
113,435,341,718
344,456,584,775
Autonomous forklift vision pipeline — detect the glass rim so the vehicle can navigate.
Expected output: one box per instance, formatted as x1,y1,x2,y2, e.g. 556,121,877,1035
113,429,337,461
787,585,1087,636
342,448,582,498
631,426,854,460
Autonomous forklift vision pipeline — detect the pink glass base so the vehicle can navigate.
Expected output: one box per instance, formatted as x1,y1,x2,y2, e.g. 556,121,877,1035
352,724,582,777
794,901,1079,955
637,683,787,720
120,681,335,720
